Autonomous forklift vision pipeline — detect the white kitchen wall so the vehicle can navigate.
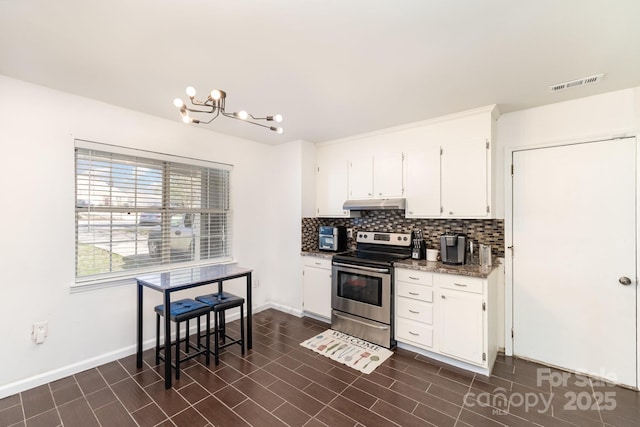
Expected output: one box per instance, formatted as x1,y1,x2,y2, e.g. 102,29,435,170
0,75,303,397
260,140,316,315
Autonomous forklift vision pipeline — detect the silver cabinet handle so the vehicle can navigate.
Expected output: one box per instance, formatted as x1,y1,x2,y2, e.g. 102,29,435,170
454,283,467,287
441,295,446,299
408,292,420,296
619,276,632,286
409,310,420,314
409,276,420,280
409,331,419,336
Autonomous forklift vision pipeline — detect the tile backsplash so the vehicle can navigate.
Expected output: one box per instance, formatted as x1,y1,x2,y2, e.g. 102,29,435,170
302,210,505,257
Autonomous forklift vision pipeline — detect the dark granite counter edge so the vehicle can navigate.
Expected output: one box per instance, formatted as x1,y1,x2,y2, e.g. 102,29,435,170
393,259,501,278
301,251,501,278
300,250,335,260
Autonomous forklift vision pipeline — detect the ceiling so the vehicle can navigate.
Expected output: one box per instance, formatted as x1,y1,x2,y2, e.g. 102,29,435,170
1,1,639,145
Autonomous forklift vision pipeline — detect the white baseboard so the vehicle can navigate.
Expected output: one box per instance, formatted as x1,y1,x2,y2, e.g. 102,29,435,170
0,345,138,399
0,301,278,399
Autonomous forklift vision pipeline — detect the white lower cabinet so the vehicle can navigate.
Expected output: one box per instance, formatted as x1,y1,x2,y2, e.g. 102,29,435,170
396,318,433,348
438,286,484,364
395,267,497,374
302,256,332,319
395,269,434,349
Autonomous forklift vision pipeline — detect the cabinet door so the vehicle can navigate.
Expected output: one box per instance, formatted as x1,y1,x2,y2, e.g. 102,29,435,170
303,265,332,318
317,157,349,217
438,288,484,365
405,146,441,217
348,156,373,199
441,139,488,217
373,152,404,198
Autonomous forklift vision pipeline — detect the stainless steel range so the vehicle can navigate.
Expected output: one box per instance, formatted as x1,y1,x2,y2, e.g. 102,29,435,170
331,231,412,348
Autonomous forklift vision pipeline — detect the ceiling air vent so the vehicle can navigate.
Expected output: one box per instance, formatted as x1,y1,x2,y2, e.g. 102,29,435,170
549,74,604,92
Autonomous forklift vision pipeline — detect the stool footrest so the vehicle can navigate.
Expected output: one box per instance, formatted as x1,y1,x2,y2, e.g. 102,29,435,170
155,299,210,381
195,292,245,366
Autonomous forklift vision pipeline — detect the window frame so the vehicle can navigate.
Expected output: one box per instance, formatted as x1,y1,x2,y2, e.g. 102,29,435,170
73,139,233,289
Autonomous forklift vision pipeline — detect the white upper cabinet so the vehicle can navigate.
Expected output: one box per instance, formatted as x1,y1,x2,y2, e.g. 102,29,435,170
316,151,349,217
405,146,441,217
441,139,490,218
373,152,404,198
348,153,404,199
314,105,498,218
348,156,373,199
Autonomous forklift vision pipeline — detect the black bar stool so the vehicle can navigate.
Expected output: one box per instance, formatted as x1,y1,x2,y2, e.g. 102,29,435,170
154,298,211,379
195,292,245,365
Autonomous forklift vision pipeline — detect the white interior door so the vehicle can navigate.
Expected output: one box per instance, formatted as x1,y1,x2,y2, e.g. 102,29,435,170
512,137,637,387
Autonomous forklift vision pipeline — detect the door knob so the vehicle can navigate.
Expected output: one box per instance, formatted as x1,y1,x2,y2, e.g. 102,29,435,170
619,276,632,286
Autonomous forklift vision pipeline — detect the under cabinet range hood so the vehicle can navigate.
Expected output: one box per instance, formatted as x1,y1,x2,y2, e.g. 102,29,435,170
343,198,406,211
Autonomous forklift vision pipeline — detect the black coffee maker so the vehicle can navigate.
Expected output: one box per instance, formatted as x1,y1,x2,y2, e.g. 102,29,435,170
440,234,466,265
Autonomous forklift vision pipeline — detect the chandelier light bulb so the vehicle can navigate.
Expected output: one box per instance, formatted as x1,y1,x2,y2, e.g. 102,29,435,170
182,115,191,123
185,86,196,98
173,98,184,108
270,126,284,134
274,114,283,123
236,110,249,120
210,89,222,100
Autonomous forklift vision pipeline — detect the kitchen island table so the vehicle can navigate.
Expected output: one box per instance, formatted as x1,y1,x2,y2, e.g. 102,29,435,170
136,264,253,389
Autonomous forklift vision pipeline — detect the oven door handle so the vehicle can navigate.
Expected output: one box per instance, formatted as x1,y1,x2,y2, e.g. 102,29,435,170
332,262,390,274
333,312,390,330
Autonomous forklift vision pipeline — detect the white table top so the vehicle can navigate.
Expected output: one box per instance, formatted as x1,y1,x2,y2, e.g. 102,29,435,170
136,264,252,291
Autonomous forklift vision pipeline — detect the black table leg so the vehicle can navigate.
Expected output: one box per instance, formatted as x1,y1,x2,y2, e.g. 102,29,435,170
247,272,252,350
163,290,172,389
136,282,143,368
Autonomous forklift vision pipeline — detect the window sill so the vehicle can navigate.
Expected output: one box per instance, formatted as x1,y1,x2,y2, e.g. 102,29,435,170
70,259,237,293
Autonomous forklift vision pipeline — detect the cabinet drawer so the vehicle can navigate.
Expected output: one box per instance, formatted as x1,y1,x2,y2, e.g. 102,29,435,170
396,317,433,348
302,256,331,269
396,268,433,286
437,274,483,294
396,282,433,302
396,297,433,324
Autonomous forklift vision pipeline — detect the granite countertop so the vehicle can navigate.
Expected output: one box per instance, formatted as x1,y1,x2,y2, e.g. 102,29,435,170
302,250,499,278
300,250,335,260
393,258,500,278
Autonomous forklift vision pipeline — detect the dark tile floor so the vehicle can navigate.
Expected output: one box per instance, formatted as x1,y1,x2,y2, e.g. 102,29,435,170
1,309,639,426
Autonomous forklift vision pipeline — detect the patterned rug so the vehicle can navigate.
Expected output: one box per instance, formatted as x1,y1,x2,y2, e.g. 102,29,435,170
300,329,393,374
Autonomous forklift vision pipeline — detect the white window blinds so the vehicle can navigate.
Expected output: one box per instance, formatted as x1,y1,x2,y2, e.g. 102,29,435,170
75,141,232,282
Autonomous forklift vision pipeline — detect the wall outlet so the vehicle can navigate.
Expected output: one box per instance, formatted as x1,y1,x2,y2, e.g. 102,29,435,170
347,228,354,239
32,321,48,344
253,278,259,288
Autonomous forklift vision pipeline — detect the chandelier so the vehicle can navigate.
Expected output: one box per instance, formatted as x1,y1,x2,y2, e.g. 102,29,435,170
173,87,283,134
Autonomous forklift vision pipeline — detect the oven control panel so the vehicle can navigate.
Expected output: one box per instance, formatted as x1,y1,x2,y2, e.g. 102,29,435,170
356,232,411,247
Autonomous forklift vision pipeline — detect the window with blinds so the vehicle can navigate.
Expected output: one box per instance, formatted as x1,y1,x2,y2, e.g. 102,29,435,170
75,141,232,282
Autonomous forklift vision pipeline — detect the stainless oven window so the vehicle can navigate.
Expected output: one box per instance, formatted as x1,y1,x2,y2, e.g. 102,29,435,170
336,270,382,306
